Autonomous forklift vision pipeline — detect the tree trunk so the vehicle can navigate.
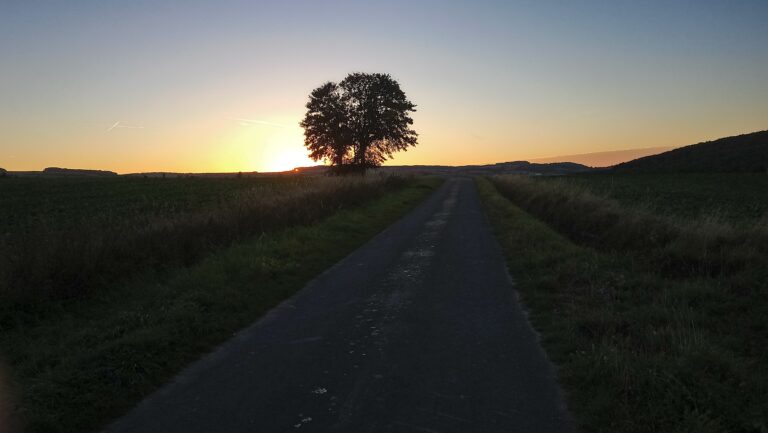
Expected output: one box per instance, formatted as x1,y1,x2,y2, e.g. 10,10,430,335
353,141,369,175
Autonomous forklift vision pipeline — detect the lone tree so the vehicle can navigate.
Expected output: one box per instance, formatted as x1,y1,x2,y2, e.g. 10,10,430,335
300,73,417,173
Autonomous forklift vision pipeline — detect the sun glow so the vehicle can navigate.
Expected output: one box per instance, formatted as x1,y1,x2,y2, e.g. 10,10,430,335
263,146,316,172
225,117,318,172
256,125,317,172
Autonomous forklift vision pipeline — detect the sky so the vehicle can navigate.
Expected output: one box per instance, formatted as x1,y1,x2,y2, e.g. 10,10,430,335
1,0,767,173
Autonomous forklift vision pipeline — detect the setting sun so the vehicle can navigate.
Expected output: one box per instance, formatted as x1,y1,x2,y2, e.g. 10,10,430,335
227,118,317,172
262,146,316,172
255,125,317,172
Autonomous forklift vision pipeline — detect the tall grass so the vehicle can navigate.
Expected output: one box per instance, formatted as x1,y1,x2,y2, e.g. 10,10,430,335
477,177,768,432
490,175,768,283
0,175,407,301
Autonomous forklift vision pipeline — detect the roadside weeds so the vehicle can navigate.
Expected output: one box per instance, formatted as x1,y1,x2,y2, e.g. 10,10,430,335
477,177,767,433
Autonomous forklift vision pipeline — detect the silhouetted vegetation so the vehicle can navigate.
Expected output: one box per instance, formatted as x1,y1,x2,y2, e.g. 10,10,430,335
479,175,768,432
614,130,768,173
0,175,408,302
300,73,418,174
0,168,6,178
42,167,118,176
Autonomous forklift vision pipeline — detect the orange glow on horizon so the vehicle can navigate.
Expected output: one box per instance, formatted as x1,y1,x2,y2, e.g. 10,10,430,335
260,147,317,172
220,116,318,173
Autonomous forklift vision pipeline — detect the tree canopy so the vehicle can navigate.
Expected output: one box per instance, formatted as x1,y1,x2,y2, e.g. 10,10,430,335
300,73,417,173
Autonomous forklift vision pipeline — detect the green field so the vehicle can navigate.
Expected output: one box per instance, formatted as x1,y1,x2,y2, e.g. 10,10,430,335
0,175,413,301
552,172,768,225
0,176,307,234
0,174,442,433
479,173,768,433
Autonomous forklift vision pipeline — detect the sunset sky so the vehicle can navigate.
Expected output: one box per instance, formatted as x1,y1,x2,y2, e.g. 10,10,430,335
2,1,767,173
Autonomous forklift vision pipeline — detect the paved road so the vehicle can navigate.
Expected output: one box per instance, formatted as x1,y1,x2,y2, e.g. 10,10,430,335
105,178,574,433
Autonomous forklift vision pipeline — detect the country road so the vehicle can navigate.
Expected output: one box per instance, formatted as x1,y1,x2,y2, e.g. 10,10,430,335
104,178,574,433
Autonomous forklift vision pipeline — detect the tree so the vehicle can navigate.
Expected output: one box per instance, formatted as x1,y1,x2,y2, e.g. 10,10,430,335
300,82,351,169
300,73,417,173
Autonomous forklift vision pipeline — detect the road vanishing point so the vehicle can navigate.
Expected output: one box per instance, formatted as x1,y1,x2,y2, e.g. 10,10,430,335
105,178,575,433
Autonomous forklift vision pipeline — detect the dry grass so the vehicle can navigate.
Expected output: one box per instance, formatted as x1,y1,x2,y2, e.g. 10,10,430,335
490,175,768,283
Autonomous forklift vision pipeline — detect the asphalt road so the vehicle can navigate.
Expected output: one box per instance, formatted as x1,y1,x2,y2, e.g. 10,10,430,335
104,178,574,433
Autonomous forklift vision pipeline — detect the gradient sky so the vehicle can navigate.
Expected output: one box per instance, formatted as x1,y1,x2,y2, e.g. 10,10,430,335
2,0,767,172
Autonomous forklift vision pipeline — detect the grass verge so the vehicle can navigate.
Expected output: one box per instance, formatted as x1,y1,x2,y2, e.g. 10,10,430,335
489,175,768,283
476,177,767,433
1,176,442,433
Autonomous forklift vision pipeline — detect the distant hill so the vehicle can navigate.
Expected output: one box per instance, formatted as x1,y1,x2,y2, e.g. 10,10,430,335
485,161,592,175
43,167,118,177
531,146,676,168
123,171,261,178
613,130,768,173
379,161,593,176
248,161,594,176
7,161,592,179
254,161,594,176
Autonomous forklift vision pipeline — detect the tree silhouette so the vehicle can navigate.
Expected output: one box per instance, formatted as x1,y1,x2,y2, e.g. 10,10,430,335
300,73,417,173
300,82,352,168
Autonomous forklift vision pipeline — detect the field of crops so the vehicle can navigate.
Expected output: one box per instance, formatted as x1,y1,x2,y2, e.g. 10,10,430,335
0,176,300,234
0,174,406,301
554,172,768,225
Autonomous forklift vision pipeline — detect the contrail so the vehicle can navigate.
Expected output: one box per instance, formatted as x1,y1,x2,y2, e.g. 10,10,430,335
107,121,145,132
235,118,287,128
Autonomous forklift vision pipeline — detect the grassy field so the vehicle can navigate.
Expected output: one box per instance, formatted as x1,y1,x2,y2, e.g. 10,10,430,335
493,174,768,281
559,172,768,225
0,175,442,433
478,174,767,433
0,176,283,233
0,175,411,301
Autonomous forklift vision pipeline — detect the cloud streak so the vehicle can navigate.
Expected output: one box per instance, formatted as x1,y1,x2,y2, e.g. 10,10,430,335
107,121,145,132
235,118,287,128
